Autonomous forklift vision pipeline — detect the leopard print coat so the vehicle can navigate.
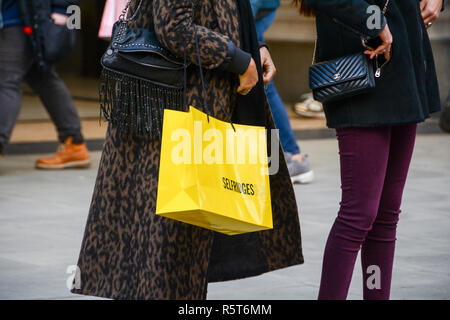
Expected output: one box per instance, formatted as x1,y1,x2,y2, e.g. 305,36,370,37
72,0,303,300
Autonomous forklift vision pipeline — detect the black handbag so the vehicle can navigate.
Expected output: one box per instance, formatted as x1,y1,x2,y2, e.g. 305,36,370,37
309,52,376,103
99,0,185,139
308,0,390,103
17,0,77,68
40,17,77,63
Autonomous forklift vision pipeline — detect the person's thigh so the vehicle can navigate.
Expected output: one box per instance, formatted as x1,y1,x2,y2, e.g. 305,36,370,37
0,26,32,145
25,64,82,142
369,123,417,239
336,126,392,232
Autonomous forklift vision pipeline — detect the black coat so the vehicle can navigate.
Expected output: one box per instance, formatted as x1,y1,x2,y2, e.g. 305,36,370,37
306,0,442,128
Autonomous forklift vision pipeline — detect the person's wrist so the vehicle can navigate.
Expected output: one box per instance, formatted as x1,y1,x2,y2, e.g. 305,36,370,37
52,6,69,15
258,41,269,51
243,58,255,76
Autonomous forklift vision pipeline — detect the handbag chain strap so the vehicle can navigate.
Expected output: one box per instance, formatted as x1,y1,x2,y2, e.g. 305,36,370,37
119,0,143,23
382,0,390,15
185,32,236,131
312,0,390,65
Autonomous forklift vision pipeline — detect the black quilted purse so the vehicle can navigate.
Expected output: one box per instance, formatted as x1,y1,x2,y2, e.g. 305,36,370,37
308,0,390,103
309,52,376,103
99,0,185,139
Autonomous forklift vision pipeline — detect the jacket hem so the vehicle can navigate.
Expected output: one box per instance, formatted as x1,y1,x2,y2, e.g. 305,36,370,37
326,116,432,129
208,255,305,283
1,18,22,28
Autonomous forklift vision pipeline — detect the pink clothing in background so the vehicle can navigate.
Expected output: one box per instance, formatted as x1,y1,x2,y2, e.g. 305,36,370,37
98,0,128,39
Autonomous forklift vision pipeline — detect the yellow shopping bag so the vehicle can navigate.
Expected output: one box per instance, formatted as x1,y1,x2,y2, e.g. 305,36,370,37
156,106,273,235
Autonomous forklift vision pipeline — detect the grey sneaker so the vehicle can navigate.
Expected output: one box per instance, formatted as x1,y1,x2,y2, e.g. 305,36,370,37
285,153,314,184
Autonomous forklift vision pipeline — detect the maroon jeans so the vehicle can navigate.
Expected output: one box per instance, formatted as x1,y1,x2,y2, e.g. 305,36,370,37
318,124,417,300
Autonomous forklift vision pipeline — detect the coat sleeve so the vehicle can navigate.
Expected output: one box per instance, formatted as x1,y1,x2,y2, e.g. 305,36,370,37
305,0,387,39
51,0,81,14
51,0,81,7
153,0,251,74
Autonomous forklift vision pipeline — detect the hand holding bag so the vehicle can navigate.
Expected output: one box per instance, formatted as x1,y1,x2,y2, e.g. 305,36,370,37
308,0,390,103
156,34,273,235
40,16,77,63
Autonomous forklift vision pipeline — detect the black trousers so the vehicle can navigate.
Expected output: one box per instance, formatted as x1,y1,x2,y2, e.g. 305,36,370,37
0,25,83,149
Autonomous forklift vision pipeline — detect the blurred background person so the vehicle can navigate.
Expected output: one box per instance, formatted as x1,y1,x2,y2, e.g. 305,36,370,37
0,0,90,169
251,0,314,184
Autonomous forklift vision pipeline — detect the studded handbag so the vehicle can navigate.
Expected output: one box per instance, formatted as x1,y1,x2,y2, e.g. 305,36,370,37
99,0,186,139
308,0,390,103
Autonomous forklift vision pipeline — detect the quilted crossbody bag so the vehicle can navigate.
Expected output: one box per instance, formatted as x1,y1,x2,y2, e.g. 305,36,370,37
308,0,390,103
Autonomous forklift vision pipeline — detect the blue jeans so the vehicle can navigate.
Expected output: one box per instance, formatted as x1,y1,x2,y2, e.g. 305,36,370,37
255,10,300,155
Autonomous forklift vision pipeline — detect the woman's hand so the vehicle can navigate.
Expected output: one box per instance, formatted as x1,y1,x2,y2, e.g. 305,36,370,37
260,46,277,86
237,58,258,95
420,0,443,27
364,24,393,61
51,12,69,26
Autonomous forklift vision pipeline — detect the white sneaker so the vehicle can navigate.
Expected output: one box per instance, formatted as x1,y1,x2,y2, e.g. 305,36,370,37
286,153,315,184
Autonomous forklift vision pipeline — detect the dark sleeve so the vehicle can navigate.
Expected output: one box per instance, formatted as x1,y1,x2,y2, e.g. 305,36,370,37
51,0,81,14
258,40,268,49
220,41,252,75
51,0,81,7
153,0,250,74
305,0,387,39
442,0,447,11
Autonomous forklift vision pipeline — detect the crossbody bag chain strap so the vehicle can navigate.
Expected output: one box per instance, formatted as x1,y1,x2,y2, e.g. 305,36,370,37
373,0,390,77
114,0,144,43
311,0,390,65
119,0,143,23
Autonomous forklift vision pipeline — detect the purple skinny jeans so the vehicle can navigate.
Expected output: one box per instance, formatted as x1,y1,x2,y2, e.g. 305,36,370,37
318,123,417,300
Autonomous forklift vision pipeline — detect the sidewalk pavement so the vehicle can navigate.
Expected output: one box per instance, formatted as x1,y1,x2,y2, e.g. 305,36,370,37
0,133,449,300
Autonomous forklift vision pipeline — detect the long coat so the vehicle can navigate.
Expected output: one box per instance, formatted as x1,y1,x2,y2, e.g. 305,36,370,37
72,0,303,300
306,0,442,128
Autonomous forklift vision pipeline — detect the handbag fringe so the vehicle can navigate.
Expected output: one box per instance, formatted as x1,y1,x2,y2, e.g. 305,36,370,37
99,68,184,140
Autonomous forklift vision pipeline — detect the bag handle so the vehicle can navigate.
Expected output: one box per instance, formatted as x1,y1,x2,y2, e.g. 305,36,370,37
183,31,236,131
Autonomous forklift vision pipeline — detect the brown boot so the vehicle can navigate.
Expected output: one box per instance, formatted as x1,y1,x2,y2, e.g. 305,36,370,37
36,137,91,169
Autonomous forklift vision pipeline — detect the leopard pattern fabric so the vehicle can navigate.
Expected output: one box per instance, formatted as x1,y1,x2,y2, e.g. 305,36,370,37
72,0,303,300
72,127,214,299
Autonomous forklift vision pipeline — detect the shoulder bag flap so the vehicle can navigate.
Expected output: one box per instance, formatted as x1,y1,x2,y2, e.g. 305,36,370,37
309,53,370,90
